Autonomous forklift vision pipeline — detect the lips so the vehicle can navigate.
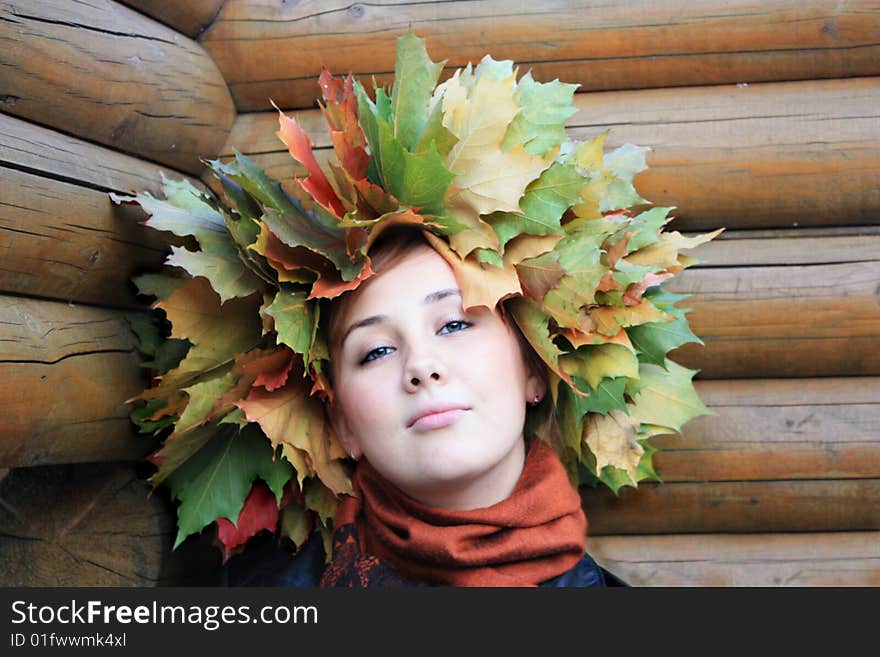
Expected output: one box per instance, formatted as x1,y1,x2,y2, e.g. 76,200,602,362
406,404,470,430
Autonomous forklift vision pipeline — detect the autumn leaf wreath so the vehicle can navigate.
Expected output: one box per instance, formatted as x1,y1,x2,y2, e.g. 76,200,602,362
112,33,722,561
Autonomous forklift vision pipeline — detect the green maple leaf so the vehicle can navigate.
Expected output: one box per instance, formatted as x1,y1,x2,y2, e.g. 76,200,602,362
558,376,628,453
488,162,583,250
391,31,445,151
130,397,177,435
627,315,703,367
166,424,293,549
132,272,187,301
644,286,692,320
533,231,605,326
166,240,262,303
175,372,239,434
261,207,363,282
207,151,299,215
151,424,219,489
265,288,315,358
563,344,639,390
626,360,714,432
611,259,657,289
377,123,457,214
357,81,456,215
626,206,673,253
601,144,650,212
111,176,226,250
415,100,457,157
502,72,578,156
142,339,190,375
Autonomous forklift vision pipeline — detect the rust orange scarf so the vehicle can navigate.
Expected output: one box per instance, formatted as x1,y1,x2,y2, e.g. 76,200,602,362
321,439,587,587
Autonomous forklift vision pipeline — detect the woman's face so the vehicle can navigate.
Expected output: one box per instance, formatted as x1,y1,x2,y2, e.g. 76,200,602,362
328,245,544,510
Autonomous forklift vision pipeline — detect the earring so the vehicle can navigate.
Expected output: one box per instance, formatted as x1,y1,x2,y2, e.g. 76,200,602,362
529,395,541,407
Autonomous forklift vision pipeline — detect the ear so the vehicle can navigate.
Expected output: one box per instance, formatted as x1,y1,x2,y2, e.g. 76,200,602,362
327,401,363,460
525,373,547,404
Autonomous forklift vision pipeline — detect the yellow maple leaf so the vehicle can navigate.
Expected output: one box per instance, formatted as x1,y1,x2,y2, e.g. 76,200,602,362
439,67,552,256
583,409,643,483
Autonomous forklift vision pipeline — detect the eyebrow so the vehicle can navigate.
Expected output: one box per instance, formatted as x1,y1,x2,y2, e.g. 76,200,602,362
339,288,462,348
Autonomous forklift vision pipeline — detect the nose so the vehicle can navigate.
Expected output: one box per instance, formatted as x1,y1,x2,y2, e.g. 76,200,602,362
403,346,446,393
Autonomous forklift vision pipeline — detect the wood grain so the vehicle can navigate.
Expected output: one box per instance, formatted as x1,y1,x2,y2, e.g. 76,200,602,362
0,0,235,174
0,112,205,198
581,478,880,535
668,256,880,379
0,296,150,468
0,166,170,308
202,0,880,111
656,378,880,482
119,0,224,38
210,77,880,231
588,532,880,586
0,462,221,585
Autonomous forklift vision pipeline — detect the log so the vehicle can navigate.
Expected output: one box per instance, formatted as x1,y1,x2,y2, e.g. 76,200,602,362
0,296,150,468
581,479,880,535
687,226,880,267
211,77,880,231
657,378,880,482
118,0,224,38
0,112,204,199
569,77,880,230
588,532,880,586
0,0,234,174
668,257,880,379
0,166,170,308
0,462,221,585
202,0,880,111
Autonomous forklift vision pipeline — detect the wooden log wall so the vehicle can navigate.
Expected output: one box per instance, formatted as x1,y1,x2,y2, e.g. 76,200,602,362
2,0,878,586
0,0,233,585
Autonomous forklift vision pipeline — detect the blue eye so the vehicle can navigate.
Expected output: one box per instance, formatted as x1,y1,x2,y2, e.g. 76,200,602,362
361,346,394,364
439,320,472,334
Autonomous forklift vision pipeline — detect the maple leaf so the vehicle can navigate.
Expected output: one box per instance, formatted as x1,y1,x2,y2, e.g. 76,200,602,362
319,70,371,181
507,296,578,390
601,144,650,212
487,162,584,250
529,230,606,329
165,241,263,304
439,62,552,255
627,228,725,270
155,277,261,371
390,30,446,151
560,343,639,390
501,72,578,156
280,501,313,549
216,479,283,562
149,424,222,488
111,175,226,249
590,298,674,337
626,360,714,432
625,207,674,253
113,176,263,303
165,424,293,549
355,81,456,216
265,288,316,357
582,409,643,485
276,105,346,218
239,346,295,392
132,272,187,301
236,370,352,496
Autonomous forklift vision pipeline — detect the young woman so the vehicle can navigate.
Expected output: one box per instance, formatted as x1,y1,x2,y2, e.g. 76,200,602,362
224,230,624,587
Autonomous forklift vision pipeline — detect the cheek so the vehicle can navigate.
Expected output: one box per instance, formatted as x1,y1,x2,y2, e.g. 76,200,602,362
336,375,397,430
457,328,529,397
